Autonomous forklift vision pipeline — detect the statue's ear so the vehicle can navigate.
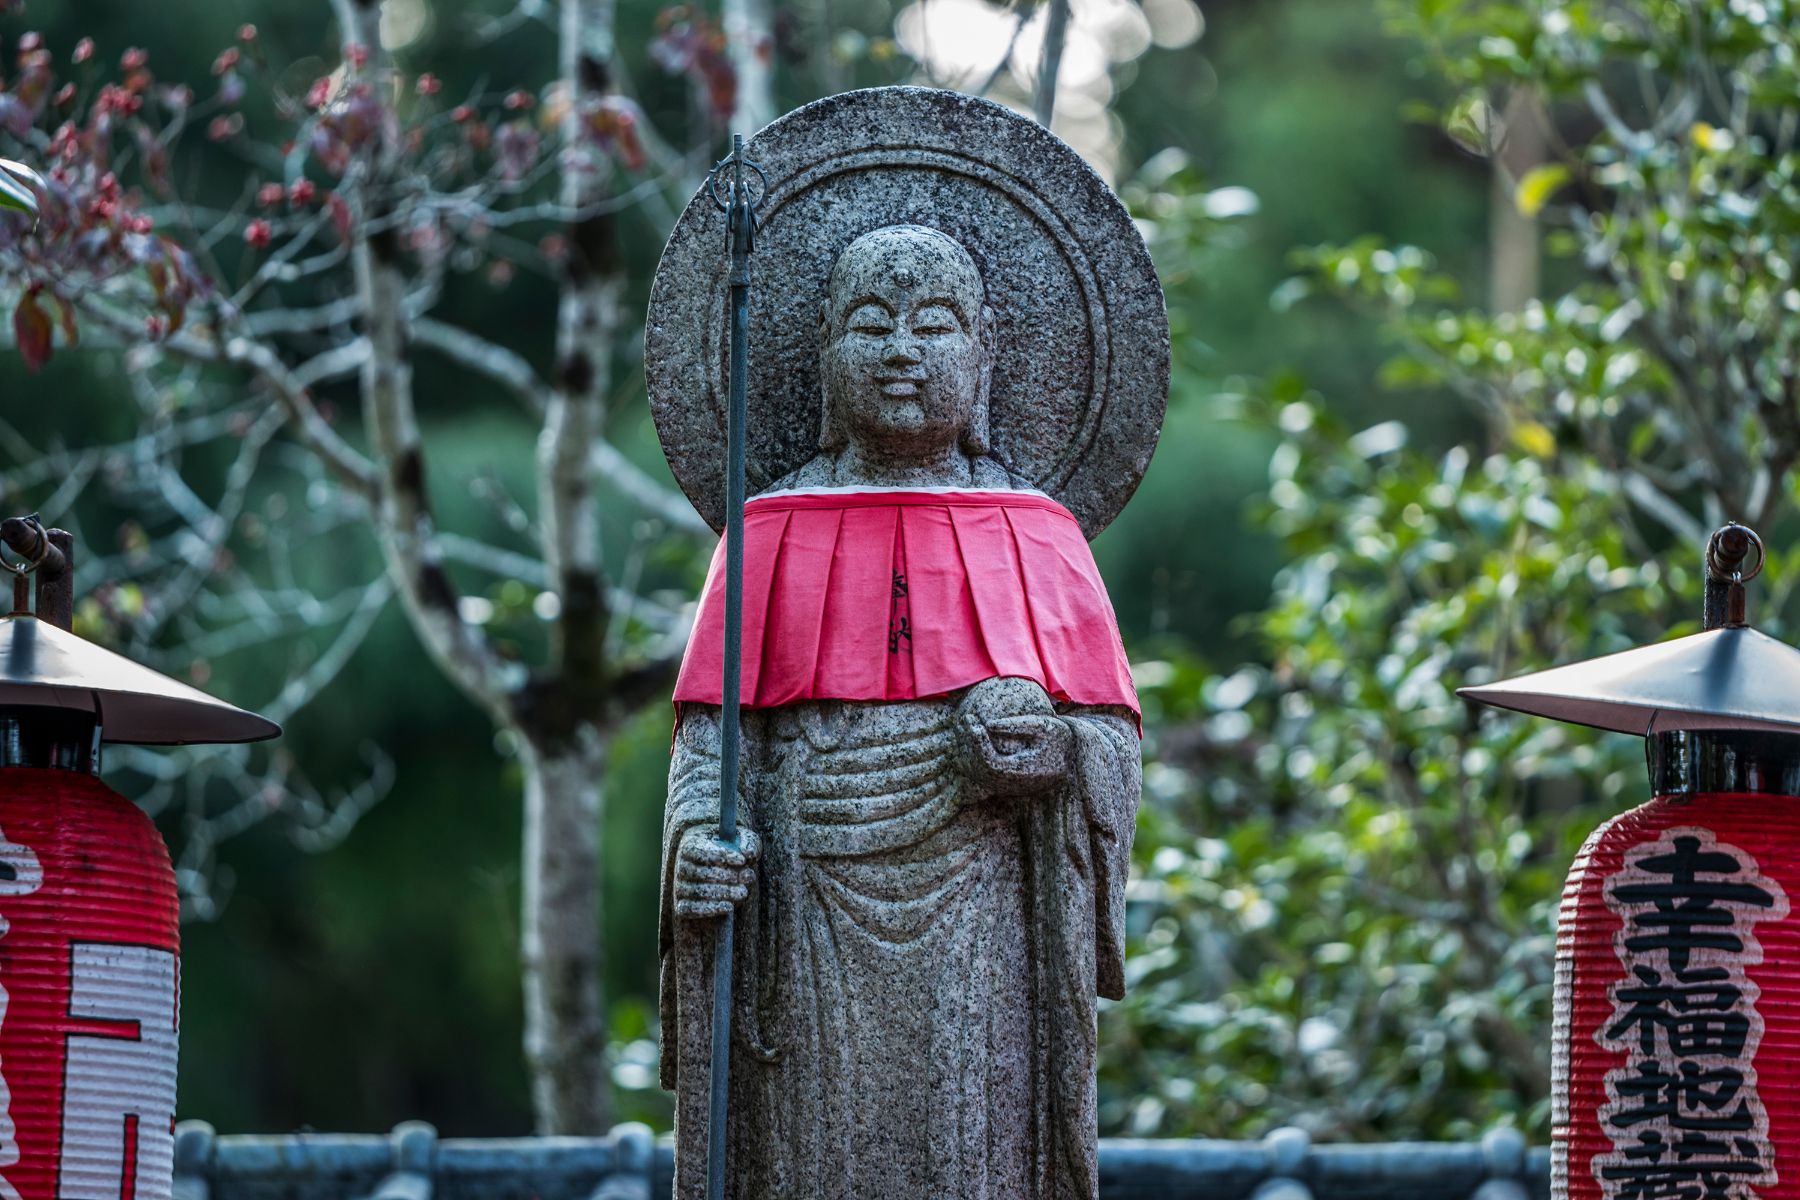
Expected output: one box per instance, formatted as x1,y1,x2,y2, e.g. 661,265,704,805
961,303,997,457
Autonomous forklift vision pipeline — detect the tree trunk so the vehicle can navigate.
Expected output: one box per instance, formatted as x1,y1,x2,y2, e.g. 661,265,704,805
519,733,612,1134
724,0,776,133
1490,88,1546,313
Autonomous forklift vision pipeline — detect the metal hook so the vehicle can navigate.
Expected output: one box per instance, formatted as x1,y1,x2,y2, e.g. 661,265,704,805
0,514,49,577
1707,522,1764,585
1703,522,1765,630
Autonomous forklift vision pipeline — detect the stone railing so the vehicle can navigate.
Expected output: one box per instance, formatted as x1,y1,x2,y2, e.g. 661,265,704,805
167,1121,1550,1200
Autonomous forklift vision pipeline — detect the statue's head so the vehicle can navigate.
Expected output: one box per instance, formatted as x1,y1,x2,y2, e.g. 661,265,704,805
817,225,996,460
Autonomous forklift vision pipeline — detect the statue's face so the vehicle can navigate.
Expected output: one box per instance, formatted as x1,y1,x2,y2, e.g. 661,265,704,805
821,228,988,462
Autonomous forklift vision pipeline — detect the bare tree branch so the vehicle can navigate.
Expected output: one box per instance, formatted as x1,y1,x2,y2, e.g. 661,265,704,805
1033,0,1071,126
331,0,519,724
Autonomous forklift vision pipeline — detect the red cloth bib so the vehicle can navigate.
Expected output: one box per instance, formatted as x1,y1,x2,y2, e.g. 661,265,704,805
673,488,1139,717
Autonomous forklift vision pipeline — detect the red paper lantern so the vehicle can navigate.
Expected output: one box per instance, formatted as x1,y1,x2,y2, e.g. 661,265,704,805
0,518,276,1199
1553,778,1800,1199
1462,524,1800,1200
0,767,181,1199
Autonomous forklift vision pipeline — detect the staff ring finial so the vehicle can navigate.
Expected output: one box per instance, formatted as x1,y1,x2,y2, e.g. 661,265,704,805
707,147,767,214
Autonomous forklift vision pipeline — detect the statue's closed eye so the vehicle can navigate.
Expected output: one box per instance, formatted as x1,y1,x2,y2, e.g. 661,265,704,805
846,303,894,334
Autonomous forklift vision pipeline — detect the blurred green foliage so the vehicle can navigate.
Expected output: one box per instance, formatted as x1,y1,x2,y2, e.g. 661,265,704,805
1100,0,1800,1143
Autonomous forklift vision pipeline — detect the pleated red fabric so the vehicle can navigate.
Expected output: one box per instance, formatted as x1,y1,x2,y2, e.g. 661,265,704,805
673,489,1139,717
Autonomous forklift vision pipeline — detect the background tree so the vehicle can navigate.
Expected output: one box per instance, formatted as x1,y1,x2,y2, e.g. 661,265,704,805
0,0,737,1133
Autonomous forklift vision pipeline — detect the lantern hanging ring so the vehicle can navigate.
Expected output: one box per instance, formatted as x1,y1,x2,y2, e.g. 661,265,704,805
0,514,50,577
1708,522,1764,585
1704,521,1764,630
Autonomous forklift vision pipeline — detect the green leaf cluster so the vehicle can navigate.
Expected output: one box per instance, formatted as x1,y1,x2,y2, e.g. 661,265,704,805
1104,0,1800,1143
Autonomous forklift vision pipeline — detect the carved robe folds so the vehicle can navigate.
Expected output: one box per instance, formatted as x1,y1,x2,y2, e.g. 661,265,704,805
660,489,1141,1200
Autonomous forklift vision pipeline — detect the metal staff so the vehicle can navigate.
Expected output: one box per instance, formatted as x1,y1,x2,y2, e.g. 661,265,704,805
705,134,762,1200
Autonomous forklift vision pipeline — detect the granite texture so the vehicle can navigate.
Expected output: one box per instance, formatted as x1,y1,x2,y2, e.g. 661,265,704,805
651,92,1162,1200
645,86,1170,539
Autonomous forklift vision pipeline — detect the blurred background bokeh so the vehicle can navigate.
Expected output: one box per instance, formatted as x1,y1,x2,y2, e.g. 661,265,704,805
4,0,1790,1148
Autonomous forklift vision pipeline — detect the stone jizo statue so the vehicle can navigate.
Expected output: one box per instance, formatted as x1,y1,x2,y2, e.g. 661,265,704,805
646,88,1168,1200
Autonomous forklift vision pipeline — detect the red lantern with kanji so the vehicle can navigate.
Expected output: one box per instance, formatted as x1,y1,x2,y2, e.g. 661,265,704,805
1464,523,1800,1200
0,518,276,1199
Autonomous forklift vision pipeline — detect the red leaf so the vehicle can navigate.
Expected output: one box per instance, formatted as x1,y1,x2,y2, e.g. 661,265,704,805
51,293,76,346
325,192,351,242
617,119,646,172
13,288,51,372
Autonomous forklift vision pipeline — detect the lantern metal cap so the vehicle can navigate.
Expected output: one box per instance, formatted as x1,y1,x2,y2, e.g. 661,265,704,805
1458,522,1800,737
0,614,279,746
1458,625,1800,736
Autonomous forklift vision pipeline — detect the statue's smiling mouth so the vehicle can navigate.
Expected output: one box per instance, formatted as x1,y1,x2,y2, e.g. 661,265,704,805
876,376,924,397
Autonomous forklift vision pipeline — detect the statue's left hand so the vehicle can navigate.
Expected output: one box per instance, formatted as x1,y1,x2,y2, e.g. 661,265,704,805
956,677,1073,797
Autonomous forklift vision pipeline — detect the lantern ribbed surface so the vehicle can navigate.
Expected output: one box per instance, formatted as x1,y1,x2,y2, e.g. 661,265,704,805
0,767,179,1200
1554,793,1800,1200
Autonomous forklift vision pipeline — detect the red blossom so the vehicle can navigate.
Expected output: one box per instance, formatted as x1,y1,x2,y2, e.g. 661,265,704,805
207,113,242,141
52,82,73,108
287,178,316,206
71,37,93,64
451,104,474,123
243,218,272,251
503,89,534,111
213,48,240,76
256,182,284,207
237,24,258,42
305,76,333,109
95,84,143,118
17,32,40,53
144,314,166,340
415,72,441,97
344,43,368,70
119,47,148,72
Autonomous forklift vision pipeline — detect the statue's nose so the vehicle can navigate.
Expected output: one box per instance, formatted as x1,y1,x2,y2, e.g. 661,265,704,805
883,332,922,365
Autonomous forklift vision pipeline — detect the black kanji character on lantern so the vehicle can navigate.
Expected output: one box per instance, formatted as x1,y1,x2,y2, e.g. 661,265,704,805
1609,1059,1755,1134
1611,836,1779,976
1601,1137,1764,1200
1605,966,1747,1057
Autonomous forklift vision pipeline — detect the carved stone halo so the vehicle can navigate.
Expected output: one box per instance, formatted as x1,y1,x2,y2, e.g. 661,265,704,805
645,86,1170,539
